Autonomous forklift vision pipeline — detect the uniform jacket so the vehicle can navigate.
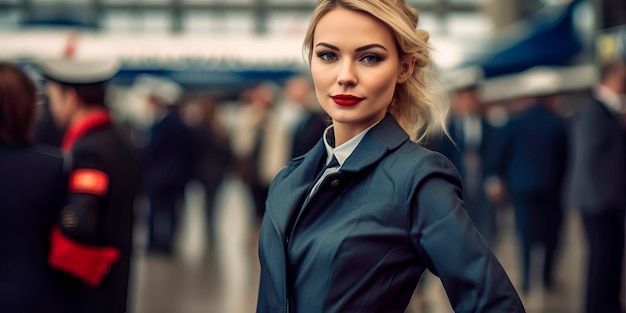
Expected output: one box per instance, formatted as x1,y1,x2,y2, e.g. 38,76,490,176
257,114,525,313
290,110,328,159
490,103,569,197
58,110,141,313
0,143,65,313
433,116,495,185
143,110,194,193
569,97,626,213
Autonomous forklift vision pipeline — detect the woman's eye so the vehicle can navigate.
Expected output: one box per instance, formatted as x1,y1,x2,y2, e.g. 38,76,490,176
316,51,337,61
361,55,380,64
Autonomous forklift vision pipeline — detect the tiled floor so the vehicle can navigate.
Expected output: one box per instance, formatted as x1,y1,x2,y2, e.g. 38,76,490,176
130,177,588,313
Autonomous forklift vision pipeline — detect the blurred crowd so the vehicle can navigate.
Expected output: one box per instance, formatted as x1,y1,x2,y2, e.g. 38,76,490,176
1,57,626,313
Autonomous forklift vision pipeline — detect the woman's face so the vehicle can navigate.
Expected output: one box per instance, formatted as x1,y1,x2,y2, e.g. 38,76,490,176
310,7,409,135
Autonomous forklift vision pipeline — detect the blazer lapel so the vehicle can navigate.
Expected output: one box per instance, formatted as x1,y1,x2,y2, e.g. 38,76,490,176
265,138,327,239
341,114,409,173
264,114,409,237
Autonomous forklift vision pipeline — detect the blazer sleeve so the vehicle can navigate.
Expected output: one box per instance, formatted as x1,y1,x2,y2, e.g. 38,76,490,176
49,147,120,287
409,162,525,312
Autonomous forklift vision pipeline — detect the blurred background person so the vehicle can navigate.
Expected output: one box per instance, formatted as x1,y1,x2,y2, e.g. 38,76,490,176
40,59,142,313
487,69,569,294
0,62,65,313
181,91,232,250
230,82,277,235
258,75,327,190
568,60,626,313
282,75,328,160
33,99,65,147
135,74,195,257
432,67,498,247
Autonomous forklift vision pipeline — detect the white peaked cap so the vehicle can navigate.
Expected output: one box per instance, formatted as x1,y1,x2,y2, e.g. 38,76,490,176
132,74,183,106
37,58,120,84
513,67,562,98
441,66,484,93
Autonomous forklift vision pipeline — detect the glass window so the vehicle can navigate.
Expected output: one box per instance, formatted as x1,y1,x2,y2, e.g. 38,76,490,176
266,11,311,38
102,10,172,33
186,11,254,35
267,0,316,4
139,0,170,3
0,9,19,30
407,0,437,4
101,10,136,33
183,0,254,4
103,10,171,33
141,11,171,33
447,0,486,4
418,12,444,35
183,11,214,34
184,11,253,35
445,12,492,37
32,0,83,3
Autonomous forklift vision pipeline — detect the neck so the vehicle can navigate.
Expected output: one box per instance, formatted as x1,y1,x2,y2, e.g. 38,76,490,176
70,106,106,126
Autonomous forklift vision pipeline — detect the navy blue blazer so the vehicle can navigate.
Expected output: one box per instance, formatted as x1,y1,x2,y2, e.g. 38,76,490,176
490,103,569,197
569,97,626,213
0,143,65,313
143,110,194,192
257,114,524,313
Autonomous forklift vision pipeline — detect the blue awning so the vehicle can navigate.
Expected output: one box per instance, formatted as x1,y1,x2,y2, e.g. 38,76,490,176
462,0,585,78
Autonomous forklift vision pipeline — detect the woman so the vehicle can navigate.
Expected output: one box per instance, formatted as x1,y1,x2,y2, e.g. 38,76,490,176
256,1,525,312
0,63,65,312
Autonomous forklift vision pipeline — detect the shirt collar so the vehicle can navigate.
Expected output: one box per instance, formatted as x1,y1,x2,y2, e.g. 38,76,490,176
322,120,382,166
62,109,111,152
595,84,625,114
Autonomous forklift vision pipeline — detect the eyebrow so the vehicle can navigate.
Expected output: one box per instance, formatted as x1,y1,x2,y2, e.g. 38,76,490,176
315,42,389,52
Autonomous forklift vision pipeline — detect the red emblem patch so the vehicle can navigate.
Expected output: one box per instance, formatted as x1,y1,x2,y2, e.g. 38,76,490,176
69,169,109,196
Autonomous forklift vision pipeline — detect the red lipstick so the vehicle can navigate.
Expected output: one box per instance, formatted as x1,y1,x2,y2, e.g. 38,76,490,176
331,94,364,106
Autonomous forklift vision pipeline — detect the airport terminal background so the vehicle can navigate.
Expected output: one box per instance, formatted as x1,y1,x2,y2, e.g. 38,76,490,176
2,0,626,312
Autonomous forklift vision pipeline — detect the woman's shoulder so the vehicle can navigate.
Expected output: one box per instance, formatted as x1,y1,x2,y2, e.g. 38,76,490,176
398,140,457,169
386,140,461,185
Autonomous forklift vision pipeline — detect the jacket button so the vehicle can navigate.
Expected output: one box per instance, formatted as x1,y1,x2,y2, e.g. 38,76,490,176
330,179,340,187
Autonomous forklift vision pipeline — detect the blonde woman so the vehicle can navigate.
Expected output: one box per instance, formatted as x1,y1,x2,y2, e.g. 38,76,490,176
256,1,525,312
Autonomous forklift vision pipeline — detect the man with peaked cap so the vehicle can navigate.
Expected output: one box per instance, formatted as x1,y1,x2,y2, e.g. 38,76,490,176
39,59,142,313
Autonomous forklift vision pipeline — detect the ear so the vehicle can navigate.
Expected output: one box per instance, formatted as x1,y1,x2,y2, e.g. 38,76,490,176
397,56,416,84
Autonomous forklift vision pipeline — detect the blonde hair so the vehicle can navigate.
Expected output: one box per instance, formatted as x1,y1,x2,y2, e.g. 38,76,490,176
303,0,449,143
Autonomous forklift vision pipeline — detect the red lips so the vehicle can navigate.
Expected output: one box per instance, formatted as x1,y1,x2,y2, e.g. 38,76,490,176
331,94,364,106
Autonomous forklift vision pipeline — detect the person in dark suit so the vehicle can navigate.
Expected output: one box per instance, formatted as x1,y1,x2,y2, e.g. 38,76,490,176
255,1,525,312
182,92,232,249
431,68,497,246
283,75,328,159
39,59,142,313
134,75,194,256
569,61,626,313
487,69,569,293
0,62,65,313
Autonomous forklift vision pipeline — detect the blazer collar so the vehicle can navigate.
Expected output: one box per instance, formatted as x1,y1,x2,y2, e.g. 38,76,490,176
265,114,409,238
341,113,409,172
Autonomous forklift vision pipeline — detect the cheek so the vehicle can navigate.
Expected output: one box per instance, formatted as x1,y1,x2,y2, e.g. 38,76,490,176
370,71,398,102
310,65,331,101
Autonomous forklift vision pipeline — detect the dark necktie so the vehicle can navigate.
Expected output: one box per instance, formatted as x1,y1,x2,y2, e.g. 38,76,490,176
308,154,340,199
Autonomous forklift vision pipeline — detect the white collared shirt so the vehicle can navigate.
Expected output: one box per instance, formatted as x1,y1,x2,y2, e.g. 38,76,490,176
308,120,381,197
595,84,625,114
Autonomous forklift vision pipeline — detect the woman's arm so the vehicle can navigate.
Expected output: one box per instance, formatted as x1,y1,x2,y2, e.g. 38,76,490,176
409,173,525,312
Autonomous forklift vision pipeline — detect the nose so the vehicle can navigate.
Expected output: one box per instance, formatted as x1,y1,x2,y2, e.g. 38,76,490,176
337,61,357,87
